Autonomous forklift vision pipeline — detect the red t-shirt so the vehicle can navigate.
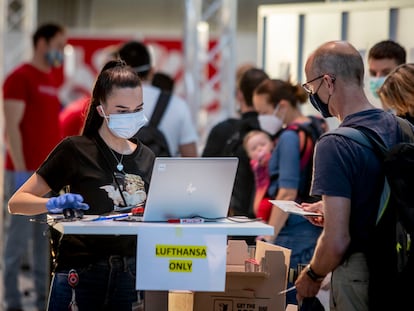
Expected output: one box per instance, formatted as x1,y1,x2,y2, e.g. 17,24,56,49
3,63,63,170
59,96,90,137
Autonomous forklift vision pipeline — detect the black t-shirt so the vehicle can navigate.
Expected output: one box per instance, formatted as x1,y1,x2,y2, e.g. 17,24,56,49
37,134,155,268
202,118,240,157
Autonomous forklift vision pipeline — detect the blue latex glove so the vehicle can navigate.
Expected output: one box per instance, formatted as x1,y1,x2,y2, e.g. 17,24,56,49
46,193,90,214
14,171,31,191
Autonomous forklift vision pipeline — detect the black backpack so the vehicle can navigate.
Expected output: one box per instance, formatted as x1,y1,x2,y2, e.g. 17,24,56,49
222,118,259,157
135,91,171,157
221,118,261,217
322,117,414,309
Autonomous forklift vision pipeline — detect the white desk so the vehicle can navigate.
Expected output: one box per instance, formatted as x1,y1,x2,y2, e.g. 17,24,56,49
49,215,273,236
49,215,273,311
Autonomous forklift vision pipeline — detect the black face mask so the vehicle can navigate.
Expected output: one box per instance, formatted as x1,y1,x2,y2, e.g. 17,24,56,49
309,93,332,118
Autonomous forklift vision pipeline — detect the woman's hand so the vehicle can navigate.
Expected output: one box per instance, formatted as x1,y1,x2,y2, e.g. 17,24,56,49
46,193,90,214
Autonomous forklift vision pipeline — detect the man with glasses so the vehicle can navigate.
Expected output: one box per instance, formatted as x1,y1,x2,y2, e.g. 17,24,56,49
294,40,410,310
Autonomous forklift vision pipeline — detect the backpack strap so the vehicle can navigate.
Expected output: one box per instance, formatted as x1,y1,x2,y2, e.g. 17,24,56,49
149,91,171,127
322,127,390,224
396,116,414,143
284,124,309,159
324,127,376,150
281,120,324,173
285,122,317,154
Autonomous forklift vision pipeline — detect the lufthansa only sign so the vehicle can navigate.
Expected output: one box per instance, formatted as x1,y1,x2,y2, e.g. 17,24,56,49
137,227,227,291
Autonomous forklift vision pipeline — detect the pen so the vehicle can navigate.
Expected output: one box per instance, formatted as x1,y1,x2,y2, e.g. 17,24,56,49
167,218,204,224
278,285,296,295
91,213,131,221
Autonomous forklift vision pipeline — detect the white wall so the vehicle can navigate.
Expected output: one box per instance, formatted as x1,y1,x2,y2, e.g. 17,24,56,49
258,0,414,129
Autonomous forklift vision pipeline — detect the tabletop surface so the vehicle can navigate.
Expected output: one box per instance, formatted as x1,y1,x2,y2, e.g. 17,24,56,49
48,215,274,236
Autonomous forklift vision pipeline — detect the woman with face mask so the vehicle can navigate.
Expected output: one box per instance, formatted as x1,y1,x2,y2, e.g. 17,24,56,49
253,79,326,306
8,60,154,310
377,63,414,124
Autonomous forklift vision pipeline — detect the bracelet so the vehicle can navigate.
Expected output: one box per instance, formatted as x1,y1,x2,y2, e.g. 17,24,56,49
306,264,325,282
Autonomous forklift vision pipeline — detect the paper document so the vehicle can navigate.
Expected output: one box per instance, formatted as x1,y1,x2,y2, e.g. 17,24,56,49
269,200,323,217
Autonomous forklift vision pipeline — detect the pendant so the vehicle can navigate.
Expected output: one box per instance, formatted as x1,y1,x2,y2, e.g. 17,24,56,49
117,163,124,171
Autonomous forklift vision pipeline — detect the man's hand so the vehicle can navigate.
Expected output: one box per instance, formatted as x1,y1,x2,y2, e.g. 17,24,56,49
302,201,324,227
295,266,322,303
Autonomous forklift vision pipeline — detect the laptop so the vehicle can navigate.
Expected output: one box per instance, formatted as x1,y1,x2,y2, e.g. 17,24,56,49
141,157,239,222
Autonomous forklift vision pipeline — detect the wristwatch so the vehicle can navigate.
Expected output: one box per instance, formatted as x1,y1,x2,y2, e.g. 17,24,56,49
306,264,325,282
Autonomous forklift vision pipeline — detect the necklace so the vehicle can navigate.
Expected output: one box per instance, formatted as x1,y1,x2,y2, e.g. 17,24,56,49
108,147,124,171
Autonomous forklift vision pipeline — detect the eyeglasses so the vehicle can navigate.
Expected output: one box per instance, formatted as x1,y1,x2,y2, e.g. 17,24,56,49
302,74,336,94
302,75,325,94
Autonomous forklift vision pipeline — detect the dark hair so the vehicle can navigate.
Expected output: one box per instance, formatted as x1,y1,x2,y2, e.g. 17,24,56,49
33,23,65,47
82,60,142,137
254,79,308,108
368,40,406,65
239,68,269,107
152,72,174,92
118,41,151,79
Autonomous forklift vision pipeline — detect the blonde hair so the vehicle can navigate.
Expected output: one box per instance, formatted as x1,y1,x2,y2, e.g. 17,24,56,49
378,63,414,116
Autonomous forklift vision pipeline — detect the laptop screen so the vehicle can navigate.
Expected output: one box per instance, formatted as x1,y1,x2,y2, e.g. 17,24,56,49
142,157,239,222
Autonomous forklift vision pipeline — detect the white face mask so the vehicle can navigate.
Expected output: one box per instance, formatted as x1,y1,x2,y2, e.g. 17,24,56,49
258,105,284,136
258,114,283,136
100,106,148,139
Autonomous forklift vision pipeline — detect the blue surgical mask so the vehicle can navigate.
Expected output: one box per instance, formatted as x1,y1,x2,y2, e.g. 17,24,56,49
45,49,64,67
369,76,386,98
309,93,332,118
100,106,148,139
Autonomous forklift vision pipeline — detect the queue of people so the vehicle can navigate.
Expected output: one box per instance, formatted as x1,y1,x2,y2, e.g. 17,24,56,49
3,21,414,311
295,41,413,311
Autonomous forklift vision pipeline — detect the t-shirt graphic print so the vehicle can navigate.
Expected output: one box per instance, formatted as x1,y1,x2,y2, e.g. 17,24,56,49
100,171,147,212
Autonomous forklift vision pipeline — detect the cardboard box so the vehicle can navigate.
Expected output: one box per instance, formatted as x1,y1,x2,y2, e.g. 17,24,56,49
149,240,291,311
190,240,291,311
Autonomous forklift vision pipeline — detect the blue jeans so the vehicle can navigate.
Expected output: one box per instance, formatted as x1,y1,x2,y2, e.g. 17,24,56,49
47,256,140,311
274,214,322,305
3,170,49,310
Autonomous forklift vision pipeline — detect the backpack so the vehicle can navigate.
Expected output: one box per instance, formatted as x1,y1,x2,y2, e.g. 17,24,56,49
275,115,326,203
221,118,261,217
322,117,414,309
222,118,260,157
135,91,171,157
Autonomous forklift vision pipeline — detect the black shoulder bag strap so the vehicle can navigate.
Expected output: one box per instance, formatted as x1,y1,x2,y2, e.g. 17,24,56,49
149,90,171,127
323,125,392,224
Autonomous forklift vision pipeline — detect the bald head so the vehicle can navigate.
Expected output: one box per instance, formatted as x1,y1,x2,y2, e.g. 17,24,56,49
306,41,365,87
